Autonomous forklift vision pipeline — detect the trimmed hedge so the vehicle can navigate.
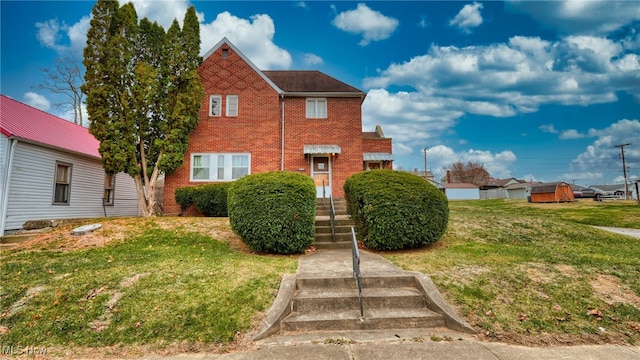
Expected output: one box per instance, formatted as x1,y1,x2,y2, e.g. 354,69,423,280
194,183,231,217
174,183,230,217
228,171,316,254
175,186,197,214
344,170,449,250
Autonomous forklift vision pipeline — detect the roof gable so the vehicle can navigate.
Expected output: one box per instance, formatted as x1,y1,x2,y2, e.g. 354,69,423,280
0,94,100,158
201,38,282,94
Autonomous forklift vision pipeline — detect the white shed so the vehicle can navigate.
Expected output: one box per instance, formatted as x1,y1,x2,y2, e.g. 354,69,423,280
444,183,480,200
0,95,140,236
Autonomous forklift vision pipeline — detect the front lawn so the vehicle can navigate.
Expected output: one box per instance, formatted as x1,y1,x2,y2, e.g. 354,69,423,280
0,218,297,355
384,199,640,346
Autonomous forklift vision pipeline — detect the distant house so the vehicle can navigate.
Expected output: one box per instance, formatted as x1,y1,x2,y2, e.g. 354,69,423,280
530,182,574,203
163,38,393,214
0,95,139,236
444,183,480,200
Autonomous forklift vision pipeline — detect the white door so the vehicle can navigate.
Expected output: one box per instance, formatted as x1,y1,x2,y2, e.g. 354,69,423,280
311,156,331,198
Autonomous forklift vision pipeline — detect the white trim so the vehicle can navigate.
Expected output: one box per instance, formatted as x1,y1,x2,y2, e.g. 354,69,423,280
190,153,251,182
306,98,327,119
209,95,222,117
0,138,17,236
311,155,332,198
226,95,238,117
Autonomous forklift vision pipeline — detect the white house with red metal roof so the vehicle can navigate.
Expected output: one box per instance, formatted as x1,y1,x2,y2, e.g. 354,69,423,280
0,94,139,236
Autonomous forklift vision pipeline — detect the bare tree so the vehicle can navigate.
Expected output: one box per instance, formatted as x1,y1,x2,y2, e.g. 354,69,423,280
33,55,85,126
443,161,492,186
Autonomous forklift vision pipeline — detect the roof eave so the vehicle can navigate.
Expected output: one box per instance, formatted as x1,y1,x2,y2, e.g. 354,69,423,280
283,91,366,98
9,135,101,161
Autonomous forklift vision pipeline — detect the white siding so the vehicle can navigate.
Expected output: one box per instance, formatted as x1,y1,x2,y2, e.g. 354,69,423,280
3,141,139,232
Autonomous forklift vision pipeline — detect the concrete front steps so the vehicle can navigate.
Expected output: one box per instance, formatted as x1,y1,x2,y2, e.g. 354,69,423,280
283,275,446,332
314,198,354,250
252,250,475,340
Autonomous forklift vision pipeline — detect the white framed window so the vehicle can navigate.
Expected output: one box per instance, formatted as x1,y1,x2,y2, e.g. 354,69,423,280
209,95,222,117
53,161,72,205
226,95,238,117
103,174,116,205
190,153,250,181
306,98,327,118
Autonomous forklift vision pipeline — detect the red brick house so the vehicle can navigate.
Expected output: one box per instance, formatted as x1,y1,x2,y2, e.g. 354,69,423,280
164,38,393,214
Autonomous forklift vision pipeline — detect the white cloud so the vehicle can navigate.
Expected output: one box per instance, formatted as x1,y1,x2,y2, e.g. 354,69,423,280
449,2,484,33
362,34,640,152
200,12,292,69
35,1,291,70
302,53,323,66
332,3,399,46
23,92,51,111
570,119,640,183
506,0,640,36
539,124,559,134
559,129,585,140
424,145,517,178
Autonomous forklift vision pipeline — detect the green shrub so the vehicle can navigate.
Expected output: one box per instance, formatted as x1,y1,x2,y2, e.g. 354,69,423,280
228,171,316,254
193,183,231,217
344,170,449,250
175,186,197,214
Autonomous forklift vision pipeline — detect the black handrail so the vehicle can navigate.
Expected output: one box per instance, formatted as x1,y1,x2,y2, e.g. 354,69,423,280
351,226,364,317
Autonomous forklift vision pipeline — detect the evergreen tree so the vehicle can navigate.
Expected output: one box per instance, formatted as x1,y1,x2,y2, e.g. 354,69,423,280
83,1,204,216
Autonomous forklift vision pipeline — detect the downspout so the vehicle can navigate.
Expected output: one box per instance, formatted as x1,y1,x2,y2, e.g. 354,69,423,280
280,94,285,171
0,139,18,236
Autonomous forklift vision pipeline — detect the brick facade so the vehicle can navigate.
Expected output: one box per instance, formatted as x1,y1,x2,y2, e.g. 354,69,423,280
164,38,392,215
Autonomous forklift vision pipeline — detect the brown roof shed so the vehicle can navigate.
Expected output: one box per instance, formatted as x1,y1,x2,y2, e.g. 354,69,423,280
530,182,574,203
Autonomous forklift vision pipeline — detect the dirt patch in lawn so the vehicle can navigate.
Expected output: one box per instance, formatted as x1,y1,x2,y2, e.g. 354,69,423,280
591,274,640,309
10,217,250,253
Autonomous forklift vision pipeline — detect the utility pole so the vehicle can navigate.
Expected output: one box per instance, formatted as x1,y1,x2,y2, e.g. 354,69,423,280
423,147,428,179
614,143,631,200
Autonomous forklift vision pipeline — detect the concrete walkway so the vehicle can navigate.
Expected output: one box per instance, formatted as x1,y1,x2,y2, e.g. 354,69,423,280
136,249,640,360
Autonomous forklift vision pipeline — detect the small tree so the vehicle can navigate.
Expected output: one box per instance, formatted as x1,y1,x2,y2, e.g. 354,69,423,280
33,55,85,126
443,161,491,186
83,0,204,216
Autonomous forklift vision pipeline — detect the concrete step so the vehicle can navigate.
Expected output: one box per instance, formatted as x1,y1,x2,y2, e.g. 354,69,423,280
283,308,445,331
296,275,416,290
312,241,353,250
314,233,353,243
293,287,425,312
315,217,354,227
315,225,353,234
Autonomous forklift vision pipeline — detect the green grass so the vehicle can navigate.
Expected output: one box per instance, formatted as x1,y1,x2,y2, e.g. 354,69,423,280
384,199,640,345
0,224,297,348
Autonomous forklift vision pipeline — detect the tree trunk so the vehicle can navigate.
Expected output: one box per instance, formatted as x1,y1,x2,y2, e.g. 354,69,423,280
133,175,155,217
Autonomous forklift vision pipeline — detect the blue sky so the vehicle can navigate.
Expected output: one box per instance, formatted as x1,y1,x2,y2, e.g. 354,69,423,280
2,1,639,186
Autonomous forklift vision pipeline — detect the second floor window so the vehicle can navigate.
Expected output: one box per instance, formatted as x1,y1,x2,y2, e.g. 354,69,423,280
306,98,327,119
226,95,238,117
210,95,221,116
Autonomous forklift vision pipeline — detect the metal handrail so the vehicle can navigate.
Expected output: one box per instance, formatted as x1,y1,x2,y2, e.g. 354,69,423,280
322,180,326,206
351,226,364,318
329,195,336,242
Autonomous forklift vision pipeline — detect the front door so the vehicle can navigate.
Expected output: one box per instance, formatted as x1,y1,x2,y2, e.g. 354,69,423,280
312,156,331,198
